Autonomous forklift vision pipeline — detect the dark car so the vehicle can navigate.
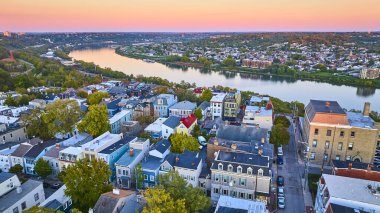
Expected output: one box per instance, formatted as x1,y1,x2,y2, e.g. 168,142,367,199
277,156,283,165
277,176,284,187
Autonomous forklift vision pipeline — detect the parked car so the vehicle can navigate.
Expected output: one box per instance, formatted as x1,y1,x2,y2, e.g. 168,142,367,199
278,197,285,209
278,187,285,197
198,136,207,146
277,176,285,187
277,156,284,165
278,147,283,156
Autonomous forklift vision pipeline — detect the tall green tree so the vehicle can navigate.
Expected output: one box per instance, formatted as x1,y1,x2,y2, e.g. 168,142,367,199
274,116,291,128
43,99,81,136
222,55,236,67
199,89,213,102
22,108,54,140
87,91,109,105
77,105,110,137
169,133,199,153
63,158,112,212
4,95,17,106
194,108,203,120
270,125,290,147
34,158,52,179
158,171,211,212
141,188,186,213
135,163,144,189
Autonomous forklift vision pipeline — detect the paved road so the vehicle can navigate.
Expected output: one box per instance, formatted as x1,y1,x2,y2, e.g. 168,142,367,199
277,122,305,213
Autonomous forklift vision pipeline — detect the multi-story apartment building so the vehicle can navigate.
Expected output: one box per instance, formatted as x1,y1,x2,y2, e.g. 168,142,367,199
223,91,241,121
153,94,177,117
242,102,274,129
23,139,59,175
304,100,379,166
210,150,272,205
58,146,84,171
210,93,226,120
315,174,380,213
0,123,28,143
10,143,34,169
359,67,380,79
168,101,197,118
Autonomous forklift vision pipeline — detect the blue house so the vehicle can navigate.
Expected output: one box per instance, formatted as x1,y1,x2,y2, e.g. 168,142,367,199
107,99,122,116
98,136,137,181
141,139,171,188
153,94,177,117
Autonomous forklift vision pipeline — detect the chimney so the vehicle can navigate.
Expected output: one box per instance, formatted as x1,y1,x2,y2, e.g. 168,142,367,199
129,148,134,157
175,156,180,163
16,187,22,193
363,102,370,117
325,101,330,107
213,139,219,146
258,148,263,156
348,163,352,170
367,164,372,172
231,144,237,150
55,143,60,150
261,137,265,144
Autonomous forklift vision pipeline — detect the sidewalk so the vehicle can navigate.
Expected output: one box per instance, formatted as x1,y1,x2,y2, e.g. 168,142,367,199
301,177,314,210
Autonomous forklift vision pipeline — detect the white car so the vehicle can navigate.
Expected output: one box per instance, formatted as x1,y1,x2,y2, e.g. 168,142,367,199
278,187,285,198
278,197,285,209
198,136,207,146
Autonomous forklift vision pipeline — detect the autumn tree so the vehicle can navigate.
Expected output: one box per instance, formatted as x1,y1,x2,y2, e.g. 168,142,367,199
270,125,290,147
87,91,109,105
63,158,112,212
194,108,203,120
169,133,199,153
141,188,186,213
77,105,110,137
158,171,211,212
34,158,52,179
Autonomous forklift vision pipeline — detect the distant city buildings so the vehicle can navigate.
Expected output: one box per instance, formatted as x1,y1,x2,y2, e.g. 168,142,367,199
360,68,380,79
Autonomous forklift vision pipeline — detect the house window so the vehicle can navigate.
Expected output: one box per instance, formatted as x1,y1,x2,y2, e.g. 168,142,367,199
247,168,253,175
150,175,155,182
325,141,330,149
214,174,220,182
326,130,332,136
223,189,228,195
340,131,344,137
348,143,354,150
13,207,19,213
310,152,316,160
248,194,253,200
240,178,246,186
258,168,264,176
324,153,328,161
337,142,343,150
346,155,351,161
314,129,319,135
144,175,148,180
223,176,228,183
312,140,317,147
21,202,26,210
118,169,121,175
237,166,242,173
335,155,340,160
228,164,233,172
239,192,245,199
34,193,39,201
214,188,219,194
218,163,223,170
350,131,355,138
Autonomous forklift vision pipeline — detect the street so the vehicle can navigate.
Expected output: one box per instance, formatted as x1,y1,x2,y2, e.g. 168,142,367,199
276,122,305,213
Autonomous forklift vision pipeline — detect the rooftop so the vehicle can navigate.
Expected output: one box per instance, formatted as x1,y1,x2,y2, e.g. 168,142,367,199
198,101,210,110
0,179,43,212
216,195,267,213
99,136,136,154
162,116,181,129
94,190,136,213
210,93,226,103
245,106,272,117
81,131,122,152
0,172,16,184
109,110,132,124
322,174,380,207
24,139,61,158
165,151,201,170
60,146,83,155
151,139,171,155
10,143,33,157
169,101,197,110
144,117,167,132
250,95,270,104
347,111,375,129
332,160,380,172
40,185,68,208
141,155,164,170
0,115,19,124
216,125,268,143
180,114,197,128
115,149,142,166
305,100,349,125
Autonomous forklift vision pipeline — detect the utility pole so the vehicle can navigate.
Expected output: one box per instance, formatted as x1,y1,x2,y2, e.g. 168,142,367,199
320,147,327,174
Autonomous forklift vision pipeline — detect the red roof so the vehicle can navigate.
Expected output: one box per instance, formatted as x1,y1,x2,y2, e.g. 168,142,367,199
193,87,204,94
180,114,197,128
266,100,273,110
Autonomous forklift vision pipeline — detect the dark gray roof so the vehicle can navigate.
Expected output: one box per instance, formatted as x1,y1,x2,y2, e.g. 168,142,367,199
108,86,127,95
152,139,171,154
107,99,122,110
332,160,380,172
99,136,136,154
212,151,270,176
217,207,247,213
93,194,119,213
43,199,62,210
141,156,163,171
0,142,20,151
216,125,268,143
24,139,61,158
0,179,43,212
329,203,366,213
162,116,181,129
306,100,345,121
0,172,16,184
198,101,210,110
165,151,202,170
10,143,33,157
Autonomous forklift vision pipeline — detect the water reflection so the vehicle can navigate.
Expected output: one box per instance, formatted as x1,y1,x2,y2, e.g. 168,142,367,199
356,87,376,97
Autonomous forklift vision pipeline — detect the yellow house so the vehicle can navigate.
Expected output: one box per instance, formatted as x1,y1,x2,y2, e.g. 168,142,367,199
175,114,198,135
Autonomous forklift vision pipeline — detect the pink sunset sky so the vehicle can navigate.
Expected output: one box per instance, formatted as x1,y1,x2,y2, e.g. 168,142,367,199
1,0,380,32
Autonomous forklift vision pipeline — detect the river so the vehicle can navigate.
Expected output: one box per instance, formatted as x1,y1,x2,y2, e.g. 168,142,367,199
69,48,380,112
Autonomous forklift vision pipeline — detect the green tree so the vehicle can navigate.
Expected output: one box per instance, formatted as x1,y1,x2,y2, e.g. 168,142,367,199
270,125,290,147
137,115,155,126
181,55,190,63
87,92,109,105
274,116,291,128
198,56,212,67
4,95,17,106
141,188,186,213
135,163,144,189
34,158,52,179
9,164,23,174
158,171,211,212
22,206,63,213
77,105,110,137
22,108,54,140
169,133,200,153
199,89,213,102
63,158,112,212
192,124,202,138
17,95,30,106
43,99,81,136
222,55,236,67
194,108,203,120
76,90,88,98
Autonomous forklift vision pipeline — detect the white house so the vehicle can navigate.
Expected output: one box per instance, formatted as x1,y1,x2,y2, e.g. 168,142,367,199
168,101,197,118
161,116,181,139
144,117,167,139
242,104,273,129
0,144,20,172
210,93,226,120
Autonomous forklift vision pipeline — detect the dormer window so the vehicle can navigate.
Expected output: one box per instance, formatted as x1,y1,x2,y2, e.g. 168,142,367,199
247,167,253,175
228,164,233,172
258,168,264,176
237,166,242,173
218,163,223,170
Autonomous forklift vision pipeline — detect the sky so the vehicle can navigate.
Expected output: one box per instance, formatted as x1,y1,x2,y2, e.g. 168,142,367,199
1,0,380,32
